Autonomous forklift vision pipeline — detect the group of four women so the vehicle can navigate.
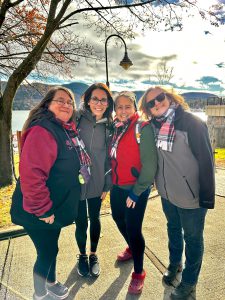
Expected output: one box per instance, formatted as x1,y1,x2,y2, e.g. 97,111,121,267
11,83,214,300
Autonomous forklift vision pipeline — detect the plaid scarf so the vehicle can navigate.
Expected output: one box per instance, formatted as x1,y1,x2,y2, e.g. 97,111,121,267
59,119,91,168
110,118,131,159
154,104,176,152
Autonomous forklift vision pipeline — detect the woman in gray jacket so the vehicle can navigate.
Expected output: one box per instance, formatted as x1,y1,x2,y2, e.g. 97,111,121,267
140,86,215,300
75,83,113,277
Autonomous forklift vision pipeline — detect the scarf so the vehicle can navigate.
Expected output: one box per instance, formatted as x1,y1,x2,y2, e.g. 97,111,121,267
110,118,131,159
154,103,176,152
58,119,91,184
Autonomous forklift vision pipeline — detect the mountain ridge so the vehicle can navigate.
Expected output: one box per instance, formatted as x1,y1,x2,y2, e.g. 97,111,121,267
2,81,218,110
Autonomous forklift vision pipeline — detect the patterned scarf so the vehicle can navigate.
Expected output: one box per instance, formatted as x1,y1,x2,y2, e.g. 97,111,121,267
154,103,177,152
110,118,131,159
57,119,91,184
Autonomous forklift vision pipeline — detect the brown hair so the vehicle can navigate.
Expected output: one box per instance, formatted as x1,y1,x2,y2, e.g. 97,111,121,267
80,82,113,123
22,86,76,132
139,86,189,119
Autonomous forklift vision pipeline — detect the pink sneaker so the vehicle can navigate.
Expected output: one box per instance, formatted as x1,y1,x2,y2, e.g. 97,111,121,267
117,247,132,261
128,270,146,294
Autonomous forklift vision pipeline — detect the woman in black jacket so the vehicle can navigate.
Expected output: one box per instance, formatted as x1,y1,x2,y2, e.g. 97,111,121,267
11,87,86,300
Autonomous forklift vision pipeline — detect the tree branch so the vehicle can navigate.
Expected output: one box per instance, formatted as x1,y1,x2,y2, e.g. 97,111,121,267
0,0,25,28
59,0,156,25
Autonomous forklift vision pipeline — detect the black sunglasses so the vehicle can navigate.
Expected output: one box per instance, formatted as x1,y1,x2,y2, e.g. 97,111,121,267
146,93,166,109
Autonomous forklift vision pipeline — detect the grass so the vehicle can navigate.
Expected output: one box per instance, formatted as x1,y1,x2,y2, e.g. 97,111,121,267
1,149,225,229
215,148,225,168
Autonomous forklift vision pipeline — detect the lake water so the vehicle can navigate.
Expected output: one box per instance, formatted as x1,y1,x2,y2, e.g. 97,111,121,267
12,110,30,133
12,110,208,133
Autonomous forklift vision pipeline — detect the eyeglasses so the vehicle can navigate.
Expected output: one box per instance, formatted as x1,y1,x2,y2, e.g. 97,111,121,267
146,93,166,109
52,98,74,107
90,96,108,106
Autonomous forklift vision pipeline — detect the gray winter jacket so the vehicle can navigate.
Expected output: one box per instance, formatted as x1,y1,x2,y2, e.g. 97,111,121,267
75,110,112,200
152,106,215,209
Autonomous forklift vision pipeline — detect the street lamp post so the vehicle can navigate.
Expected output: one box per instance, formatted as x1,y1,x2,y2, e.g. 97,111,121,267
105,34,133,88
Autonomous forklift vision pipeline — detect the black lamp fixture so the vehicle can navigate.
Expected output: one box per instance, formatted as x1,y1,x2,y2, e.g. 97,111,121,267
105,34,133,87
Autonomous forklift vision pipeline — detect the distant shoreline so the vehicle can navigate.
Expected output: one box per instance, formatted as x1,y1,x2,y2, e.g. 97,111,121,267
12,110,208,136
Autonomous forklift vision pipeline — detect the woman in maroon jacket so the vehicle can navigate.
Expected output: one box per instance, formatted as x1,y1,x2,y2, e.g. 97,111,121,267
11,87,89,300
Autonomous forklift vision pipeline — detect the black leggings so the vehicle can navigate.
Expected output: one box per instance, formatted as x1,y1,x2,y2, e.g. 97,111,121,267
75,197,102,254
110,185,149,274
25,227,61,297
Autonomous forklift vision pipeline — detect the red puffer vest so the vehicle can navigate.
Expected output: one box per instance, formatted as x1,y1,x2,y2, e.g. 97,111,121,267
111,113,142,185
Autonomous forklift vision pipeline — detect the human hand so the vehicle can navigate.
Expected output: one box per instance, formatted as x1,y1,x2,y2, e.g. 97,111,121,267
126,197,136,209
101,191,107,201
39,214,55,224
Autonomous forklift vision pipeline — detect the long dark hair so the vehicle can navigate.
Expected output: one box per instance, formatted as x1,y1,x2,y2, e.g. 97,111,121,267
22,86,76,132
81,83,113,123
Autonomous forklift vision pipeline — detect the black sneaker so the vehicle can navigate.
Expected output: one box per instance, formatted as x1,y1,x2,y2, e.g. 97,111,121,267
47,281,69,299
77,254,89,276
162,263,182,285
89,254,100,277
170,282,195,300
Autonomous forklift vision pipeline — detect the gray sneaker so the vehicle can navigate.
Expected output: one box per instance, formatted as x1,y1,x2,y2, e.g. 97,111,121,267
33,292,58,300
47,281,69,299
89,254,100,277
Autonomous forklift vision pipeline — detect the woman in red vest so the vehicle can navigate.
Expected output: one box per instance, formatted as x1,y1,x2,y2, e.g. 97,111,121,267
109,91,157,294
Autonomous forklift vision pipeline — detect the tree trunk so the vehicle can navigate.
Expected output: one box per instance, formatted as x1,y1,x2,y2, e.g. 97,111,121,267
0,26,54,186
0,88,13,186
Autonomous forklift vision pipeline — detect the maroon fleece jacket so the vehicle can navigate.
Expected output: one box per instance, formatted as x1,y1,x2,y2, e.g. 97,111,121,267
19,126,57,217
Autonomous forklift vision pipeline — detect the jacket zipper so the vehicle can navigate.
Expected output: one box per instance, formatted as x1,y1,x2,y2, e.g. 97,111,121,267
89,124,96,153
114,158,119,185
162,156,169,199
83,124,96,198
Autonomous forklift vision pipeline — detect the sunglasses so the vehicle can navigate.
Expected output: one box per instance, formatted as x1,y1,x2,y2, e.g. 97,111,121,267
146,93,166,109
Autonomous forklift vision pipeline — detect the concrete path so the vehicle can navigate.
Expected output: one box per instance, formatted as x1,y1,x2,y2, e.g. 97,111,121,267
0,192,225,300
215,168,225,197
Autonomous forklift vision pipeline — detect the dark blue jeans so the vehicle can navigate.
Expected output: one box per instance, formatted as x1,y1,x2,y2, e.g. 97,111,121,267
161,198,207,286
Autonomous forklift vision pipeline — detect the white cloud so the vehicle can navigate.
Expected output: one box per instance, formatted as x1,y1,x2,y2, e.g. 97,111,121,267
68,3,225,94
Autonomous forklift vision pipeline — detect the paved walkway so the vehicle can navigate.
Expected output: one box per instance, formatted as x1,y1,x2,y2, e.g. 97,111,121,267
215,168,225,197
0,169,224,300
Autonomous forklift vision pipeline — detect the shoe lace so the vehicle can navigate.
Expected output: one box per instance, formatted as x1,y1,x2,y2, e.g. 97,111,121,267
89,255,98,263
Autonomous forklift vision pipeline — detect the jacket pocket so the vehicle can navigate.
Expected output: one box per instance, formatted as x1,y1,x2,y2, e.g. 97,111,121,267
183,176,195,198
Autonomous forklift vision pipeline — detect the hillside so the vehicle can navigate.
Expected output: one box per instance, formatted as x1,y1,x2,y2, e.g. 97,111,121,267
1,81,219,110
11,82,89,110
181,92,218,101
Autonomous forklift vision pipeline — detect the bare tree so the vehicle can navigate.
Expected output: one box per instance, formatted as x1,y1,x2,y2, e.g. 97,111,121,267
153,58,174,86
0,0,224,186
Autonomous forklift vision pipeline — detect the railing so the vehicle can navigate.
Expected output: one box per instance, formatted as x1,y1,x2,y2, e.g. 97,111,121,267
207,97,225,106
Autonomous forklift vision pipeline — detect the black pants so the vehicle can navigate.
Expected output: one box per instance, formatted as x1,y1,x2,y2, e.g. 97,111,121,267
75,197,102,254
110,185,149,274
25,227,61,297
